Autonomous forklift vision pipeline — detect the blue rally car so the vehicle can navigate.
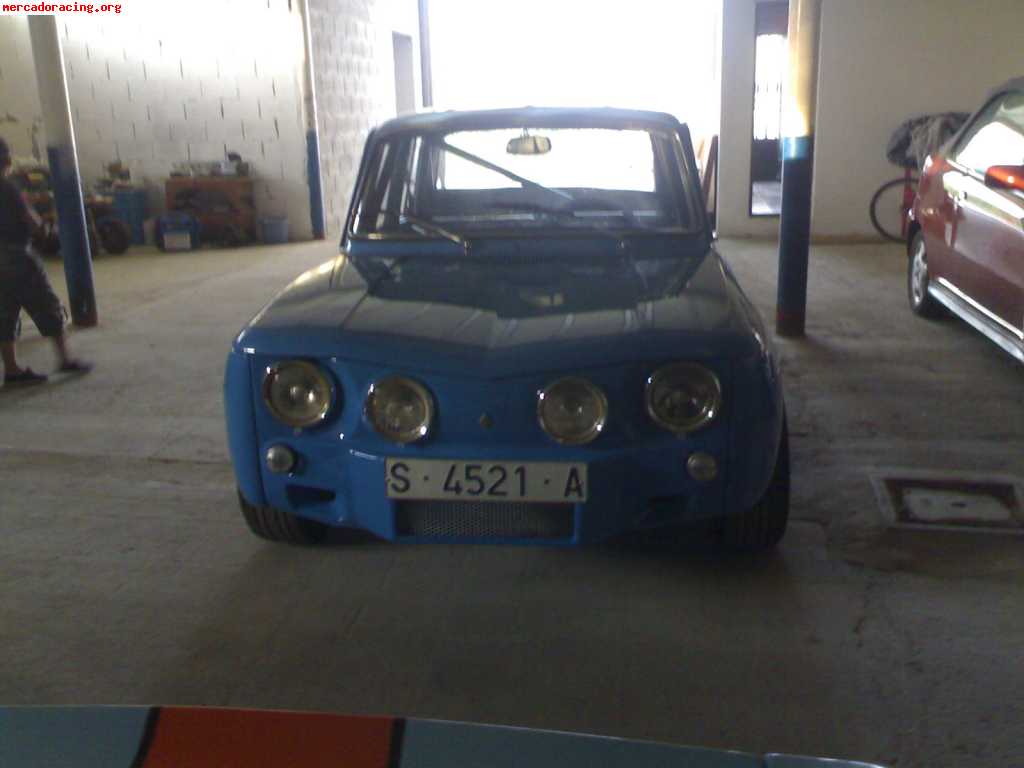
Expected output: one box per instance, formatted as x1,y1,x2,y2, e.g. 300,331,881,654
225,107,788,549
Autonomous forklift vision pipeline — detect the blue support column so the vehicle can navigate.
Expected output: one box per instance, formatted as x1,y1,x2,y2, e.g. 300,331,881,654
28,15,97,328
306,130,326,240
776,136,813,336
775,0,821,338
298,0,327,240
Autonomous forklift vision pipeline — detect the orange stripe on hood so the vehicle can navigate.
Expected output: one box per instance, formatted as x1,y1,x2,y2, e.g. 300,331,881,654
141,707,395,768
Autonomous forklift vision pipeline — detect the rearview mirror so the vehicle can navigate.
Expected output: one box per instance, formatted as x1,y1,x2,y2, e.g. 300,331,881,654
984,164,1024,193
507,135,551,155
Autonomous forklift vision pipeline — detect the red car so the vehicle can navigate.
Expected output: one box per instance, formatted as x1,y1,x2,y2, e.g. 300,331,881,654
907,77,1024,362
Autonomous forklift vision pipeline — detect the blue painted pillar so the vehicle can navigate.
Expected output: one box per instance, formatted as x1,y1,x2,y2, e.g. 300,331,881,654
27,15,97,327
775,0,822,338
298,0,326,240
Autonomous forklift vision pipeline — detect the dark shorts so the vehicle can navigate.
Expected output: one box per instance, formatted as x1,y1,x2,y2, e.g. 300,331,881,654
0,247,65,342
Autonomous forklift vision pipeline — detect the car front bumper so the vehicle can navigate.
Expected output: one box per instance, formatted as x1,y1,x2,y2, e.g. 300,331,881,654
225,349,782,546
250,440,729,545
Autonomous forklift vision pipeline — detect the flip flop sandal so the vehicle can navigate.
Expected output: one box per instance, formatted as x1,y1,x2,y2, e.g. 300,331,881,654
4,368,48,385
59,360,93,374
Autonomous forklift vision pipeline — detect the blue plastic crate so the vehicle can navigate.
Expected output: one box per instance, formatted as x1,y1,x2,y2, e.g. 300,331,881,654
111,188,147,245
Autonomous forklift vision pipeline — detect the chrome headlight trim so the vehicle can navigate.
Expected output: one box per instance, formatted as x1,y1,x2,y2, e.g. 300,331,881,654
261,360,334,428
645,363,722,435
365,375,435,444
536,376,609,446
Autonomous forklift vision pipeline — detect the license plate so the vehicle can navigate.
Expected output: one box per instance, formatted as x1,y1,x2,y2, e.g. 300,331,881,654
385,459,587,503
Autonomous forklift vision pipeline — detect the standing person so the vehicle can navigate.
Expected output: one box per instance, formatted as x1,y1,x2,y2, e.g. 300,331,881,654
0,137,91,385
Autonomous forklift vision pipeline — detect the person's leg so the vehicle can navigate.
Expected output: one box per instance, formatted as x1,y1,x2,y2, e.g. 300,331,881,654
21,251,90,373
1,340,19,374
0,315,47,384
51,332,70,366
0,275,24,375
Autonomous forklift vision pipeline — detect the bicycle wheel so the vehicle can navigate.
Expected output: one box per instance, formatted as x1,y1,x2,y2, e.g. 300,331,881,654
870,176,918,242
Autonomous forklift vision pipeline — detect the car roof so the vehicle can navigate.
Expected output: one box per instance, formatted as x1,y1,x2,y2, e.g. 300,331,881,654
990,77,1024,97
373,107,684,137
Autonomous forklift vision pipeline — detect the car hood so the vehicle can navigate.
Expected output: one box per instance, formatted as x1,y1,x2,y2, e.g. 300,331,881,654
236,237,764,377
0,706,886,768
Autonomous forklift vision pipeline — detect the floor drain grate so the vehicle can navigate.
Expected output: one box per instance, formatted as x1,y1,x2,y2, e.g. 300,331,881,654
870,470,1024,534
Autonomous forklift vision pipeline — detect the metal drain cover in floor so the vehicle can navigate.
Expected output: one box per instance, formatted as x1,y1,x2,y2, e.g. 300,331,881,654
870,470,1024,534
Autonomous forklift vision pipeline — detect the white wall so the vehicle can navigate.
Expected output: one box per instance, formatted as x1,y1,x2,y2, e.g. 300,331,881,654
812,0,1024,238
0,16,46,162
719,0,1024,240
429,0,721,141
718,0,779,239
309,0,422,236
0,1,315,240
62,0,313,239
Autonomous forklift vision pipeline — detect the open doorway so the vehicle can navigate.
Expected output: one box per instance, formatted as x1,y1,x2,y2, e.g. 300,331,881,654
749,1,787,217
427,0,722,167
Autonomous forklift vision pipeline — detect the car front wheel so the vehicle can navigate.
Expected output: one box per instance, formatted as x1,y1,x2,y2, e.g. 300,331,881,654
908,232,942,318
238,489,328,545
720,420,790,552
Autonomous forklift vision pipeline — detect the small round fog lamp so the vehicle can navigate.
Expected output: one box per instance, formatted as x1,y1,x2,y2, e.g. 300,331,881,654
687,452,718,482
265,444,297,474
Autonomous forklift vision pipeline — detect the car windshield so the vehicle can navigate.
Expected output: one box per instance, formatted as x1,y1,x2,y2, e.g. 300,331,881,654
349,126,703,238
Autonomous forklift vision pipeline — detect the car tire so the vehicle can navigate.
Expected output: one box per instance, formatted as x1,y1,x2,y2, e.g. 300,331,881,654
238,489,328,545
720,420,790,552
908,232,943,319
97,218,132,255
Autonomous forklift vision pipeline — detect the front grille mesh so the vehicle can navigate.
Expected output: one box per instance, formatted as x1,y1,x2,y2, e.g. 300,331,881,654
396,501,574,539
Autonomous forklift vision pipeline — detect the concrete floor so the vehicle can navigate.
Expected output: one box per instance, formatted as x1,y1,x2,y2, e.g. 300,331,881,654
1,240,1022,768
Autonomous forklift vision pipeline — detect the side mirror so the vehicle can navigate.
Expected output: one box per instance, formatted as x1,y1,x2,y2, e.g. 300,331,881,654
984,164,1024,193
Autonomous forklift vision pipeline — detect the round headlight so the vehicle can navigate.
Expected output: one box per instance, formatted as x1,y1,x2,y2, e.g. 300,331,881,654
366,376,434,443
537,377,608,445
262,360,333,428
646,363,721,434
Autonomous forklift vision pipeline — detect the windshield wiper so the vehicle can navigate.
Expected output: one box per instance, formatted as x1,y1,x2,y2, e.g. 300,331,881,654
484,201,638,243
378,209,468,247
439,141,574,203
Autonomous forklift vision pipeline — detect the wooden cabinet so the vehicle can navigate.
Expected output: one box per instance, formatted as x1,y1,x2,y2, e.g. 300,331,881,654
165,176,256,246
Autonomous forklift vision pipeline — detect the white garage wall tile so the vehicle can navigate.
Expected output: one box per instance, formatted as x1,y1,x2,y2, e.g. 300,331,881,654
109,119,137,142
183,99,225,124
67,55,109,85
221,97,262,124
188,141,229,162
242,119,279,142
153,141,190,163
133,121,165,144
105,58,146,87
168,119,207,143
201,77,241,101
146,100,183,126
115,139,155,164
236,74,279,104
205,117,246,145
111,101,149,124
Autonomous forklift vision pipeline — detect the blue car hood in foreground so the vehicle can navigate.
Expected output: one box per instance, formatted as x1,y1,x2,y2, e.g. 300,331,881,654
236,237,765,377
0,706,886,767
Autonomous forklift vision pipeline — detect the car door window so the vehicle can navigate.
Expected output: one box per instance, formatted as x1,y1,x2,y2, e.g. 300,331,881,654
954,91,1024,174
